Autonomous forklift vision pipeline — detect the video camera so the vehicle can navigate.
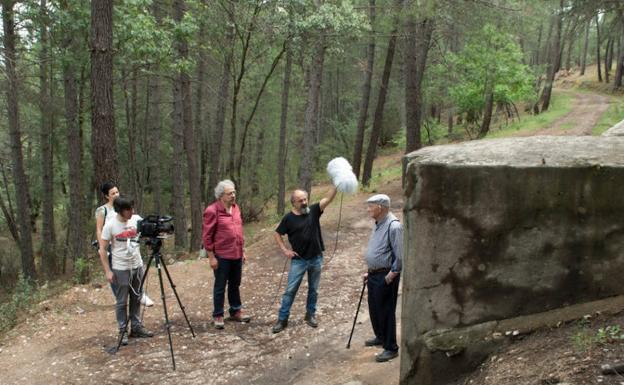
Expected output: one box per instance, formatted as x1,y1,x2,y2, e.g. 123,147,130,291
138,215,174,238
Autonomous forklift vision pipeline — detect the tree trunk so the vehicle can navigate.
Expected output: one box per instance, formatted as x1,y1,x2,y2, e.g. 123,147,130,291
174,0,201,251
250,129,265,197
2,0,36,280
195,16,209,205
146,0,163,213
541,1,563,113
404,10,434,154
565,30,574,72
596,15,603,82
277,33,293,216
122,68,142,210
62,28,85,265
39,0,56,276
0,159,20,245
447,107,454,135
298,38,326,195
235,44,285,182
580,20,589,75
533,23,543,66
605,37,612,83
91,0,117,189
362,27,398,186
613,12,624,90
479,89,494,138
227,2,262,183
208,25,234,194
352,0,376,180
171,79,188,249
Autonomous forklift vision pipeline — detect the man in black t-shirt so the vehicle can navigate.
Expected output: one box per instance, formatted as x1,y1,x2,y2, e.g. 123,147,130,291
272,186,337,333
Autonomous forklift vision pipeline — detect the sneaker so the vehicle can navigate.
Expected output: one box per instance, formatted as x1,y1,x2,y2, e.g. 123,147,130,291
365,337,383,346
304,313,318,328
118,329,129,346
272,319,288,334
129,325,154,338
214,315,224,329
375,349,398,362
141,293,154,307
230,310,251,323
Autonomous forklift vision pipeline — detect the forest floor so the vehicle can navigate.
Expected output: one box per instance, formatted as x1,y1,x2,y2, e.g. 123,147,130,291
1,79,622,385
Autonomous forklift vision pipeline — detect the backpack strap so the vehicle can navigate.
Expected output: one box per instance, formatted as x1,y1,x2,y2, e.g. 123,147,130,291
386,219,400,262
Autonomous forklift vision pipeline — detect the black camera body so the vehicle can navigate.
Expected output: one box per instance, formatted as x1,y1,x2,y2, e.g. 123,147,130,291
138,215,174,238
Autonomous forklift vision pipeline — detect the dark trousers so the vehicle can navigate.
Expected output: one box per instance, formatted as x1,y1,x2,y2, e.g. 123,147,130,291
212,256,243,317
112,267,144,330
367,272,400,352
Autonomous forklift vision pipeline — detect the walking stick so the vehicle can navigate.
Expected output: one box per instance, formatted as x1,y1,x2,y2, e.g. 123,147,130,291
346,279,367,349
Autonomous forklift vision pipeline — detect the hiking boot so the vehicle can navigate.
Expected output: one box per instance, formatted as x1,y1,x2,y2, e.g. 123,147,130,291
230,310,251,323
118,329,129,346
375,349,398,362
272,319,288,334
140,293,154,307
213,315,225,329
365,337,383,347
129,325,154,338
304,313,318,328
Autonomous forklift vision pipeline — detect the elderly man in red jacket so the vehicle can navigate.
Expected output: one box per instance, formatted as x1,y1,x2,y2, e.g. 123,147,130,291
202,179,250,329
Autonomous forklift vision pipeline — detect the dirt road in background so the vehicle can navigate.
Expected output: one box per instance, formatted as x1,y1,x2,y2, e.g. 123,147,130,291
512,90,611,136
0,156,404,385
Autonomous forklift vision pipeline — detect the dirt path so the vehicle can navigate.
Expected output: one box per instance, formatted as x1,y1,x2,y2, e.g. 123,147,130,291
0,155,404,385
511,90,611,136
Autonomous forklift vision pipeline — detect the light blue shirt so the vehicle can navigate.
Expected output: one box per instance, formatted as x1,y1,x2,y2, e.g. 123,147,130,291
365,212,403,273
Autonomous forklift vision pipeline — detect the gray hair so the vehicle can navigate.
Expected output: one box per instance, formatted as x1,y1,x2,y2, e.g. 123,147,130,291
214,179,236,200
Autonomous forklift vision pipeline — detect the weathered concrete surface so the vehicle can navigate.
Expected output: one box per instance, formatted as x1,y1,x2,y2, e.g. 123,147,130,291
603,119,624,136
400,136,624,385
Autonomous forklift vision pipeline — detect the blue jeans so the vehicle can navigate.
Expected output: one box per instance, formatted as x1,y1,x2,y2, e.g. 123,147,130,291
212,256,243,317
277,255,323,321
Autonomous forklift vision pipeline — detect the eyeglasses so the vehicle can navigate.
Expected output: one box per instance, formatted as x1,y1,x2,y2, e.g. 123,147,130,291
225,191,236,196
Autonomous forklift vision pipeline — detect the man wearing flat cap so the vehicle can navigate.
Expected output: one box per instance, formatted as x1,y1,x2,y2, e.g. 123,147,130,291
362,193,402,362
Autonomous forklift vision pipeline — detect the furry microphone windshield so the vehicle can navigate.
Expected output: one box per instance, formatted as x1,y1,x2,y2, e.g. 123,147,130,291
327,157,359,194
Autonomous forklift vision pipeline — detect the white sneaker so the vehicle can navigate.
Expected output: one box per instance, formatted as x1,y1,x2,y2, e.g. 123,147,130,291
141,293,154,307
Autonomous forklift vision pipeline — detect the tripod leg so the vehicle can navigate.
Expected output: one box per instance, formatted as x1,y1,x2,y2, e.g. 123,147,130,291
347,280,367,349
160,260,196,338
138,255,154,294
156,261,176,370
110,327,128,354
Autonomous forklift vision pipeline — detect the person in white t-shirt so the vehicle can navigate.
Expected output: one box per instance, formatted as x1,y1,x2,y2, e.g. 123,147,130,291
95,181,154,307
99,196,153,344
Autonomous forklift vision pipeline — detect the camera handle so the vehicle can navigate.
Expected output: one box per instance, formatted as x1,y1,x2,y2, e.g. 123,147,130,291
113,237,196,370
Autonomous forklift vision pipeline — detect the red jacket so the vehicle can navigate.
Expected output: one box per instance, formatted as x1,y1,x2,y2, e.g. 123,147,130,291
202,201,244,260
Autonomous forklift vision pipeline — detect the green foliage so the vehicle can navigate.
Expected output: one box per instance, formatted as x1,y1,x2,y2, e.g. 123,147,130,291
595,325,624,344
570,317,594,352
0,273,42,333
444,24,535,134
114,0,175,68
570,320,624,353
73,257,90,284
291,0,368,56
592,97,624,135
486,91,575,138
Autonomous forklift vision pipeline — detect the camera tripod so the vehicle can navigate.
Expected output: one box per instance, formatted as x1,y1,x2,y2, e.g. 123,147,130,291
113,237,195,370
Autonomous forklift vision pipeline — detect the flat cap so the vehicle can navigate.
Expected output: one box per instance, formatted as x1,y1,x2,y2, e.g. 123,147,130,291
366,194,390,208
